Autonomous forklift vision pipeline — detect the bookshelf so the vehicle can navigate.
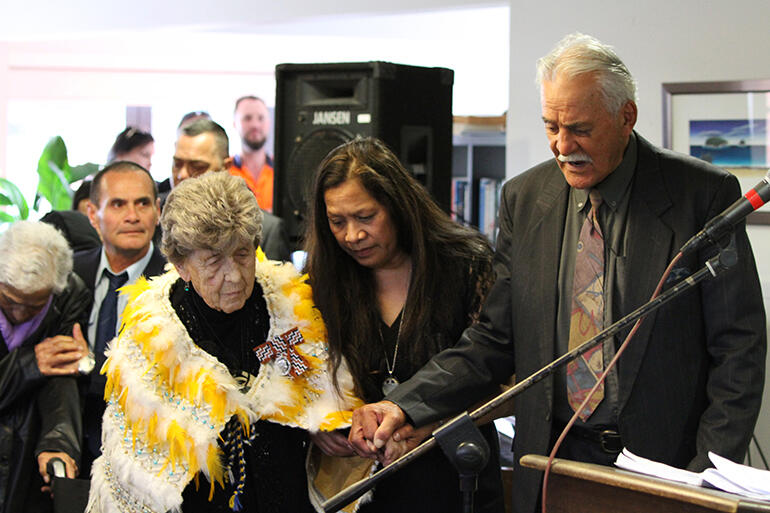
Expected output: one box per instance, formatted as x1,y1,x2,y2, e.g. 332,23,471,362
452,121,506,243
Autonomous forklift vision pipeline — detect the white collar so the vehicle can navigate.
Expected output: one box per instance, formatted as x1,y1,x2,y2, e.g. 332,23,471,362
96,242,155,284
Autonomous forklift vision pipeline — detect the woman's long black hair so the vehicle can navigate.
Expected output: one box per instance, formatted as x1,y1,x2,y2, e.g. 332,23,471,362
303,137,494,398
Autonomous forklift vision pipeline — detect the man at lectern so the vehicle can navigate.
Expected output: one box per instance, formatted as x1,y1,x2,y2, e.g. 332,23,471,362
349,32,766,513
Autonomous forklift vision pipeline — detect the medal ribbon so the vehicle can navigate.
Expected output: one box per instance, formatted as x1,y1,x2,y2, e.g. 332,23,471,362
254,327,309,378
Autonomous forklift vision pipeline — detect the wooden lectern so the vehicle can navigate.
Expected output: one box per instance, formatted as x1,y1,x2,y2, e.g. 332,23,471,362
521,454,770,513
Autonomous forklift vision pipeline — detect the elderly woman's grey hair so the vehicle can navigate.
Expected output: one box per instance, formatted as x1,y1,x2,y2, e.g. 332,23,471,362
161,171,263,265
0,221,73,294
536,32,637,115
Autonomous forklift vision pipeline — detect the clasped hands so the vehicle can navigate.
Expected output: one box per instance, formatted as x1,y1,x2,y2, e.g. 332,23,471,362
313,401,432,467
34,323,88,376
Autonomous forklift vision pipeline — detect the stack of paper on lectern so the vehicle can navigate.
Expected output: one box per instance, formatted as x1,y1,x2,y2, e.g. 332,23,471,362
614,448,770,501
701,452,770,500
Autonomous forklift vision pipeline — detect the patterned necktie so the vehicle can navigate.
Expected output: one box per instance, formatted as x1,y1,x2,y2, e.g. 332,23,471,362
566,189,605,421
94,269,129,369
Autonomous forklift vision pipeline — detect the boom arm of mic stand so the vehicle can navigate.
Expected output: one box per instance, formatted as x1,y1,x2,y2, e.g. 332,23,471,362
321,248,736,513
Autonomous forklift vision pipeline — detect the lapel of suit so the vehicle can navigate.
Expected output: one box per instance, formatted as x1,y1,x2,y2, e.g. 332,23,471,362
143,246,167,279
519,164,569,404
75,248,102,292
616,135,675,408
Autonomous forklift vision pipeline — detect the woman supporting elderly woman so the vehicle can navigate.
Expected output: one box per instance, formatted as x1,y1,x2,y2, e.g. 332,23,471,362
304,137,505,512
86,171,361,513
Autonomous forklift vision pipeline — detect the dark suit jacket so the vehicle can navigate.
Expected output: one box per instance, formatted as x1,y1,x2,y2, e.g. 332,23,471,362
73,244,167,296
389,134,766,513
40,210,101,253
73,244,167,471
260,210,291,262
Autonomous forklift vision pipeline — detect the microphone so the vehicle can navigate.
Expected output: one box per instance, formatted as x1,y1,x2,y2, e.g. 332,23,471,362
680,171,770,255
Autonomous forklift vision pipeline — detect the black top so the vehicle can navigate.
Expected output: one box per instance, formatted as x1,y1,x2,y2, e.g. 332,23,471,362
359,257,505,513
39,210,101,253
171,279,313,513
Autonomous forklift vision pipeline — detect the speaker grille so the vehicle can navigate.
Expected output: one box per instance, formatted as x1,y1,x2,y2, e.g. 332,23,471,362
285,127,353,226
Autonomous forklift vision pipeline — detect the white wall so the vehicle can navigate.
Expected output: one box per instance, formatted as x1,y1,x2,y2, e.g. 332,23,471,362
0,7,509,184
506,0,770,177
0,43,7,178
505,0,770,467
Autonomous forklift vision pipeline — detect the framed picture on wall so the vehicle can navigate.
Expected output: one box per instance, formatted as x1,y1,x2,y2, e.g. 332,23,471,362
662,79,770,224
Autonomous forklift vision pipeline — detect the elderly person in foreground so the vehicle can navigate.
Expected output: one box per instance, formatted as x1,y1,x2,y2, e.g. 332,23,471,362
86,172,361,513
0,221,91,513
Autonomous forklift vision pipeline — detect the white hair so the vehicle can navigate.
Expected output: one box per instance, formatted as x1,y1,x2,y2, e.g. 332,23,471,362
0,221,73,294
536,32,637,114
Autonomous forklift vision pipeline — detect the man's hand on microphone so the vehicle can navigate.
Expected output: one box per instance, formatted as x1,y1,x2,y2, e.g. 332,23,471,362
349,401,408,459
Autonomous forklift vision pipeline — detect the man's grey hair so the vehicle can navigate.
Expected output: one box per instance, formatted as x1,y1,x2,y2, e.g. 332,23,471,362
0,221,73,294
180,119,230,162
161,172,263,265
536,32,637,114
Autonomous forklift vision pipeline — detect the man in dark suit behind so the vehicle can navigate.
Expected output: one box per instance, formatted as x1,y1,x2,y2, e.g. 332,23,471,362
74,161,166,474
349,33,766,513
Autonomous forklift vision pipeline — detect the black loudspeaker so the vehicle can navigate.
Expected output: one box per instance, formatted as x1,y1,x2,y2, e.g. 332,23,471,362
273,61,454,244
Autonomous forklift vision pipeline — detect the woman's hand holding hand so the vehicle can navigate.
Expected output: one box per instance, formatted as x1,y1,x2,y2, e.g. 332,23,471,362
311,430,356,457
379,422,438,466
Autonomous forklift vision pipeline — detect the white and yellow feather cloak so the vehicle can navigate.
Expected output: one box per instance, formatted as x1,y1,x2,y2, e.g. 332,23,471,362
86,251,364,513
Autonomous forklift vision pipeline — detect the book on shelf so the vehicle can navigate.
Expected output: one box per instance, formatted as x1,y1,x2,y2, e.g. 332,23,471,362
478,177,502,242
451,177,471,225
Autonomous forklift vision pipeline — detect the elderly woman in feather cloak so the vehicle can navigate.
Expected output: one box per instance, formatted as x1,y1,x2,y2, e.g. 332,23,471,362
86,172,361,513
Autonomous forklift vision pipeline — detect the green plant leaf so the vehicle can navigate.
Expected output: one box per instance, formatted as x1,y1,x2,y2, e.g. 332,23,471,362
47,161,75,210
69,162,99,182
41,136,68,169
0,177,29,220
37,136,71,211
0,212,16,223
0,193,11,206
34,136,99,211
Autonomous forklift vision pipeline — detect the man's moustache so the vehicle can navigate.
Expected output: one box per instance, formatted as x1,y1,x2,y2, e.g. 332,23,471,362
557,153,593,163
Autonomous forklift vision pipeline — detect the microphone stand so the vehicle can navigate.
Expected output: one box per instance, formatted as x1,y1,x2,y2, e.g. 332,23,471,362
321,242,738,513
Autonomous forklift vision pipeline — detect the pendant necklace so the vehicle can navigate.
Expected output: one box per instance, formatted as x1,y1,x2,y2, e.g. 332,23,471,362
379,264,411,396
380,314,403,396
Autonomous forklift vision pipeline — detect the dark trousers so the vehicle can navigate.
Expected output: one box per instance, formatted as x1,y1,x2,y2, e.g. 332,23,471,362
81,392,106,478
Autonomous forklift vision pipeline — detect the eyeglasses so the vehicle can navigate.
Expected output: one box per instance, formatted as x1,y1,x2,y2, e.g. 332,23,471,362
172,157,212,178
0,286,51,319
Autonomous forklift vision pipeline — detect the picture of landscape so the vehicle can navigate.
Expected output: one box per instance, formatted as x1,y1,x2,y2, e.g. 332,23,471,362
689,119,767,167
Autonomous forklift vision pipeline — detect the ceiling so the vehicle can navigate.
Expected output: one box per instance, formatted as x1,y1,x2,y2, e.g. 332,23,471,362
0,0,507,41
